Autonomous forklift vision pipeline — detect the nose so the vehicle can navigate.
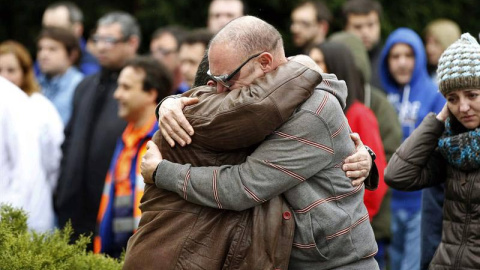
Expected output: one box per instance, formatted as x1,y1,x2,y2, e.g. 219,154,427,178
459,99,470,112
180,62,189,75
95,40,109,51
398,55,408,66
113,87,121,100
360,26,368,35
152,52,164,62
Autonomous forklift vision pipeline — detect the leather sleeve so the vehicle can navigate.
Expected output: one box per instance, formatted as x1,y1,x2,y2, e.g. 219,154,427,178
182,58,322,151
154,57,322,151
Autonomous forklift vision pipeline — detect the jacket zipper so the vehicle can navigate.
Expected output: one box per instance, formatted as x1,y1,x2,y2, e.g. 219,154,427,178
453,172,474,270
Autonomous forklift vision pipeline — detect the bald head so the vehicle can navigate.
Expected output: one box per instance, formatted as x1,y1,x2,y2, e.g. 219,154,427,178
210,16,285,61
207,16,287,93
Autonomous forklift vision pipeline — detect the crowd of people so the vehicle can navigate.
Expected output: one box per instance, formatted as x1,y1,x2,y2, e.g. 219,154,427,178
1,0,478,269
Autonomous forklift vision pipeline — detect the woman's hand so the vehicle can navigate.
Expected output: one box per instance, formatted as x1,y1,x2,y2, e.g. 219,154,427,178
436,103,449,123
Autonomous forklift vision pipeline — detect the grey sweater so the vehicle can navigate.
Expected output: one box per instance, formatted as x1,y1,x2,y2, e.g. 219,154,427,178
155,73,378,269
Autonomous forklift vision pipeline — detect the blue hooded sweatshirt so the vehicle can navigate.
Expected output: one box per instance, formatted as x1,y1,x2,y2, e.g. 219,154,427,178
379,28,445,214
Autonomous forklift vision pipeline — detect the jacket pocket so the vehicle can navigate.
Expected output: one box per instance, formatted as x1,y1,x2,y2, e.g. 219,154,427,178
290,212,330,262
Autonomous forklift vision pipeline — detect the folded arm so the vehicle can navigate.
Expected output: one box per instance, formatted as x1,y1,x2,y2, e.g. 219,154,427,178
157,56,322,148
154,111,334,211
385,113,447,190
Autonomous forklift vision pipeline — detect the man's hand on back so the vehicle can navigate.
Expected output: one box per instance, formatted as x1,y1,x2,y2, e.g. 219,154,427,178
158,97,198,147
343,133,373,186
158,98,374,188
141,141,163,184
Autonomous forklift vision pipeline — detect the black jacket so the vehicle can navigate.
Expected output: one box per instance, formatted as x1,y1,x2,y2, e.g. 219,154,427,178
55,69,126,243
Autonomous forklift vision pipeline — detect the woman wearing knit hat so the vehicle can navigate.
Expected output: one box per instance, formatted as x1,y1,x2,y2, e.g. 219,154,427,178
385,33,480,270
420,19,461,270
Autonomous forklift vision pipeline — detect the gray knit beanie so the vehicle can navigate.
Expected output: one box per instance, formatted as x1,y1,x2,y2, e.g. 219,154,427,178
437,33,480,97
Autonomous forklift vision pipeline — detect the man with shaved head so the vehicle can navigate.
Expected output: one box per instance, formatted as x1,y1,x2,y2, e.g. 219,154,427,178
141,16,379,269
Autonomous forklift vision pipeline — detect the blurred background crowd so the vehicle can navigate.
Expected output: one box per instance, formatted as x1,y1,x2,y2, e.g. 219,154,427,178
0,0,476,269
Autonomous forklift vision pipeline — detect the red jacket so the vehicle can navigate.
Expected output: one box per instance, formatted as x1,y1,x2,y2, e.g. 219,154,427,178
346,101,387,220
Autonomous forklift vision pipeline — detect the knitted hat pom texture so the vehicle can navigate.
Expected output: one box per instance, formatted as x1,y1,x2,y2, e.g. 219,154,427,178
437,33,480,96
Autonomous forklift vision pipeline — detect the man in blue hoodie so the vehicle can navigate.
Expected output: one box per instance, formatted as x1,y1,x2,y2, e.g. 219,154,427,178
379,28,445,270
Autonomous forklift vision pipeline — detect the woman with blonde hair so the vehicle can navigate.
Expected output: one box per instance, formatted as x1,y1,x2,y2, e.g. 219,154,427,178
0,40,64,231
424,19,461,83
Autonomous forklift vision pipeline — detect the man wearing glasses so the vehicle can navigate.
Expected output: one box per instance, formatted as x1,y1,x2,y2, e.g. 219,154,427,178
55,11,140,250
141,16,379,269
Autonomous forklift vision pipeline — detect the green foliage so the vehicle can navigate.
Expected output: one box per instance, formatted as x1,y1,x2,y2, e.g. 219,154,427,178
0,205,123,270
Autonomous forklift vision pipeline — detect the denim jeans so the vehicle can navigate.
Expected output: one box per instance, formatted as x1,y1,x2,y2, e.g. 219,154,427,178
389,208,421,270
420,185,444,270
374,239,387,270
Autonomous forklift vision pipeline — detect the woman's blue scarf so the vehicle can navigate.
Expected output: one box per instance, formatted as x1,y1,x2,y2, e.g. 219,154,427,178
438,117,480,171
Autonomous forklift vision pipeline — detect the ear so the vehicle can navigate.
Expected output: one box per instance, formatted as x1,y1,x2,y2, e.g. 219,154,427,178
318,21,329,37
128,36,140,52
72,23,83,38
258,52,274,73
69,49,80,65
146,88,158,104
207,80,216,86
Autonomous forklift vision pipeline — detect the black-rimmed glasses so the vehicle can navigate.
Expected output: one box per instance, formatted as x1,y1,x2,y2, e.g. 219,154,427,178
92,35,128,47
207,52,263,88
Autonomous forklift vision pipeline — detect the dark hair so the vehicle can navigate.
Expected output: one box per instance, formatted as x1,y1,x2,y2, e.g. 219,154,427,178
98,11,141,45
295,0,332,24
309,42,364,111
45,1,83,24
151,25,187,51
193,50,210,87
37,26,81,66
342,0,383,26
125,56,173,103
181,28,214,48
209,0,248,16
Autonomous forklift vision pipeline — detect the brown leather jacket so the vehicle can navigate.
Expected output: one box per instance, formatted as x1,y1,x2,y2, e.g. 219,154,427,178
123,57,323,270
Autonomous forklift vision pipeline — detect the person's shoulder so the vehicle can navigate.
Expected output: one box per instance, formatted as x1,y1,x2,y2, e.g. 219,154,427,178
76,71,100,88
28,93,63,126
30,93,57,112
288,55,323,74
66,67,85,79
